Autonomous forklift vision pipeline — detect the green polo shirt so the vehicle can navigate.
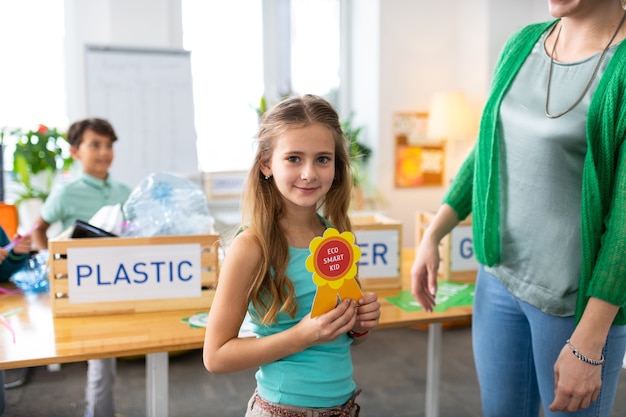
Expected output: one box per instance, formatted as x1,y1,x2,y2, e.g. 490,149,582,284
40,172,132,230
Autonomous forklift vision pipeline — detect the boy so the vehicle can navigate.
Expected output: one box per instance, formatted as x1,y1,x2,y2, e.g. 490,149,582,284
32,117,131,417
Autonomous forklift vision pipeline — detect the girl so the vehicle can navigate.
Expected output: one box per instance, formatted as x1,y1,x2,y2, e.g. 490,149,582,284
203,94,380,417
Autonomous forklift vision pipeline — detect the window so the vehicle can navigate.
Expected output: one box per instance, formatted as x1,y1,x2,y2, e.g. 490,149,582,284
290,0,340,103
0,0,67,130
182,0,341,173
1,1,343,176
0,0,66,201
181,1,264,173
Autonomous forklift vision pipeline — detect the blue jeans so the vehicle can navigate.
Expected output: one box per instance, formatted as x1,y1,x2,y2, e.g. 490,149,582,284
472,267,626,417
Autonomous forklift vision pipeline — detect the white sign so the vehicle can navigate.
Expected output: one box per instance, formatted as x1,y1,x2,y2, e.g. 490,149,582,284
354,229,400,279
205,171,247,197
450,226,479,271
67,244,201,303
85,46,199,188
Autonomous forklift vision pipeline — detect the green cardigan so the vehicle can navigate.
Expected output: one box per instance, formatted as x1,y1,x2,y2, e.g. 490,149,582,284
443,20,626,325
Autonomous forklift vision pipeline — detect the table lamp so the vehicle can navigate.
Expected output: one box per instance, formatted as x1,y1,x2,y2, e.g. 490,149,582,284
426,91,477,182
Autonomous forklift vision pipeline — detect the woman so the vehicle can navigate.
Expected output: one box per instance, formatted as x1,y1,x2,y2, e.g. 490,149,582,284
411,1,626,416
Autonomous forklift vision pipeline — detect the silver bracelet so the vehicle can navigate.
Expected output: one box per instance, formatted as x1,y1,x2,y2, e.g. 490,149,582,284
566,339,605,366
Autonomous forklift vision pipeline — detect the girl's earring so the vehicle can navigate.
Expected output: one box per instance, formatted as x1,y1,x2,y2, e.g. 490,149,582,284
264,174,271,180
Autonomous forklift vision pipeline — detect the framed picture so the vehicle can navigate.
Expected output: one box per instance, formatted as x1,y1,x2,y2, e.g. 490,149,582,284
394,112,445,187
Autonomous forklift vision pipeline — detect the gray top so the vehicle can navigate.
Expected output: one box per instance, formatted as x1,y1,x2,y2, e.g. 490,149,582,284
485,24,618,316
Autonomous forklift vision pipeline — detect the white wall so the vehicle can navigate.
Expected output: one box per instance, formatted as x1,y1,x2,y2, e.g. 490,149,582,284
64,0,183,121
348,0,551,247
346,0,380,184
62,0,552,247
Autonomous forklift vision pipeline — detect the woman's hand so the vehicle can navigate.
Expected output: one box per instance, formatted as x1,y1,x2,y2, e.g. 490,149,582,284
549,343,602,412
410,236,440,312
549,299,618,412
410,205,459,312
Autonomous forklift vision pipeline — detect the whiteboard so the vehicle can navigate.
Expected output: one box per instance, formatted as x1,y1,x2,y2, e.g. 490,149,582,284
84,45,199,189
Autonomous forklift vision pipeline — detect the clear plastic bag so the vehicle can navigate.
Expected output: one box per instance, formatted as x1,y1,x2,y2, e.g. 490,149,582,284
121,172,215,237
10,251,50,293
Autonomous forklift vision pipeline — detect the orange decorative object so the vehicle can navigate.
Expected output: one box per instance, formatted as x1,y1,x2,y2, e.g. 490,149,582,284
0,203,19,237
306,228,363,317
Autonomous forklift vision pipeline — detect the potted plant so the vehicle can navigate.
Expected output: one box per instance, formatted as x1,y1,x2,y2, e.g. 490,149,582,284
0,124,73,206
341,113,372,187
341,113,377,211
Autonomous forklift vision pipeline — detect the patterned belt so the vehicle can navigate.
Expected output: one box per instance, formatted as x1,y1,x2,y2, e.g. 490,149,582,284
251,390,361,417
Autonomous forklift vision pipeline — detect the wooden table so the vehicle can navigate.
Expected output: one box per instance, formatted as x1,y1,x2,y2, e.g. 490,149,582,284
375,249,473,417
0,249,472,417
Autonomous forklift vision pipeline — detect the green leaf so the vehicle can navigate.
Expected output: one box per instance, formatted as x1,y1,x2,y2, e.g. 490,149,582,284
13,154,32,190
5,124,74,204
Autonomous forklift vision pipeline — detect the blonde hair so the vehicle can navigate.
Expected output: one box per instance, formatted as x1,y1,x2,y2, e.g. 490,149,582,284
241,94,353,325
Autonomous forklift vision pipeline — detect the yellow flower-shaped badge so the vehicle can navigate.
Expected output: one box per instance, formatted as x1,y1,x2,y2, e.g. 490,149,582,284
306,228,363,317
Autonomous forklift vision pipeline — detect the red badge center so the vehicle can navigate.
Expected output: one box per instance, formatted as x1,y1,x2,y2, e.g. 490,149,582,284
315,238,352,281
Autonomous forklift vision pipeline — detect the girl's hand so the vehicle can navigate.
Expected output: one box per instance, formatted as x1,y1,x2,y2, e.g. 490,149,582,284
0,248,7,264
352,292,380,334
12,234,32,256
297,298,357,346
549,343,602,412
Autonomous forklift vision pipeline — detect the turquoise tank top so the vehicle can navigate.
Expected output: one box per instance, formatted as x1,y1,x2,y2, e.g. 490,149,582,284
249,246,356,407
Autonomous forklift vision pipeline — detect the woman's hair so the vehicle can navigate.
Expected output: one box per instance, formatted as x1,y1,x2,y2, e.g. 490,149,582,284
67,118,118,147
241,94,353,324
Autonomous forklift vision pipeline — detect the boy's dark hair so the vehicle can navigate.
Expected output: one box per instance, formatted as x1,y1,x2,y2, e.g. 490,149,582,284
67,118,118,147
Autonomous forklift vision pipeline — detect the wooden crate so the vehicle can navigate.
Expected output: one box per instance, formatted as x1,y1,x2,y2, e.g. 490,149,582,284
48,234,219,317
351,213,402,290
416,211,478,283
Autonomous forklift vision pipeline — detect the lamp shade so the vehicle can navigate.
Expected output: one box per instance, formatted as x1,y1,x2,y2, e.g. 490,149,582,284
426,91,476,141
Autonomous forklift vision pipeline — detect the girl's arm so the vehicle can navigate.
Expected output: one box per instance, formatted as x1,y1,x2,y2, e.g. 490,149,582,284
203,231,357,374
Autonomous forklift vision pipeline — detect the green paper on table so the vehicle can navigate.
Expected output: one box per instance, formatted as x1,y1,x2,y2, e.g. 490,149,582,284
386,281,475,312
182,312,209,328
182,312,256,337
